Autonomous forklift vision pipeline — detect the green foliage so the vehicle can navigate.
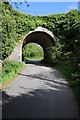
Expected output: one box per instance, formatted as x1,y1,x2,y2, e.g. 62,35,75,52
50,39,63,63
23,43,44,61
1,60,25,84
54,62,80,109
2,2,80,62
2,15,17,59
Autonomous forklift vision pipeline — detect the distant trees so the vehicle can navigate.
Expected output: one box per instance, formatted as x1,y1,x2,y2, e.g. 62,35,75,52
23,43,44,61
11,0,29,9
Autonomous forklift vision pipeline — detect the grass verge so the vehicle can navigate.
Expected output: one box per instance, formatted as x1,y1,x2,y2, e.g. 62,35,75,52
0,60,25,88
54,62,80,114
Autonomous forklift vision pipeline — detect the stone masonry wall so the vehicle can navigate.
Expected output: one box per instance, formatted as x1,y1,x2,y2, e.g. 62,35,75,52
8,41,23,62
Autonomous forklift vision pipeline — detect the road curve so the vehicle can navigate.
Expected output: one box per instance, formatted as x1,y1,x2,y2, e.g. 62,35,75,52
2,61,79,118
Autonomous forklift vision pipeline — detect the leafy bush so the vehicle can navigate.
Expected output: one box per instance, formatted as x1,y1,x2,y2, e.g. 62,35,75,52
50,40,63,63
2,60,25,84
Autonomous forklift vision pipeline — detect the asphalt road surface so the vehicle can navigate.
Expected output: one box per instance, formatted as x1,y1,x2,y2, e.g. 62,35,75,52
2,61,79,118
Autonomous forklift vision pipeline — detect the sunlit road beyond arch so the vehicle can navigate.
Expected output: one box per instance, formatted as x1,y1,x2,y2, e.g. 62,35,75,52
2,61,79,118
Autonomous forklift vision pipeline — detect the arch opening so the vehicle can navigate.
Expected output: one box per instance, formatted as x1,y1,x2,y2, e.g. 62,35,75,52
22,27,55,64
22,43,44,62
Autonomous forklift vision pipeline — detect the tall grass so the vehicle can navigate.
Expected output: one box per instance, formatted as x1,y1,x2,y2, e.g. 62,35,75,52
1,60,25,85
54,62,80,113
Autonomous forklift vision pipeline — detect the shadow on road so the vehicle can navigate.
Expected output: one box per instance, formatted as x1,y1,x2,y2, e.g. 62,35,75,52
25,60,53,67
2,88,59,118
2,85,79,119
18,73,67,87
2,60,79,119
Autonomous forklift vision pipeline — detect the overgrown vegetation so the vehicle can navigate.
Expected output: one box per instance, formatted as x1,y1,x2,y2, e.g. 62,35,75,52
23,43,44,61
54,62,80,113
1,60,25,85
1,2,80,61
1,1,80,111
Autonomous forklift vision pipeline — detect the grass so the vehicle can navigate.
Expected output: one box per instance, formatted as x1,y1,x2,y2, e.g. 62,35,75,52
24,56,43,61
1,60,25,86
54,62,73,82
54,62,80,114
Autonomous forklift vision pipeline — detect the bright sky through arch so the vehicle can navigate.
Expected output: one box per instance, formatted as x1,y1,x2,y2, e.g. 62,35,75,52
10,1,78,16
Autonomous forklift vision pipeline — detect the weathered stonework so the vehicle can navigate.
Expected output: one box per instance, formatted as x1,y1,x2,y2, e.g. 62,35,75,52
8,41,23,62
8,27,55,63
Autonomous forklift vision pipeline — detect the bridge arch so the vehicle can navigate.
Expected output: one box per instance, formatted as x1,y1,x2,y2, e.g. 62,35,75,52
22,27,55,63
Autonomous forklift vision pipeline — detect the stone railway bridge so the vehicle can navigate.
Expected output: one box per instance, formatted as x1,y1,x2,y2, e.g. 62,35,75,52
8,27,56,63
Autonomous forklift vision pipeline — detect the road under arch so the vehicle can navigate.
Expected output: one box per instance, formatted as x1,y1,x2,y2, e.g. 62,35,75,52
22,27,55,63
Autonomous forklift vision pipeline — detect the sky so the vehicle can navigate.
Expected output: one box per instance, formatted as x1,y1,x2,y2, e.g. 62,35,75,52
10,1,79,16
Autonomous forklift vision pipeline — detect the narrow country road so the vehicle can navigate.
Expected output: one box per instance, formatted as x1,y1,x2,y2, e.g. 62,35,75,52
2,61,79,118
